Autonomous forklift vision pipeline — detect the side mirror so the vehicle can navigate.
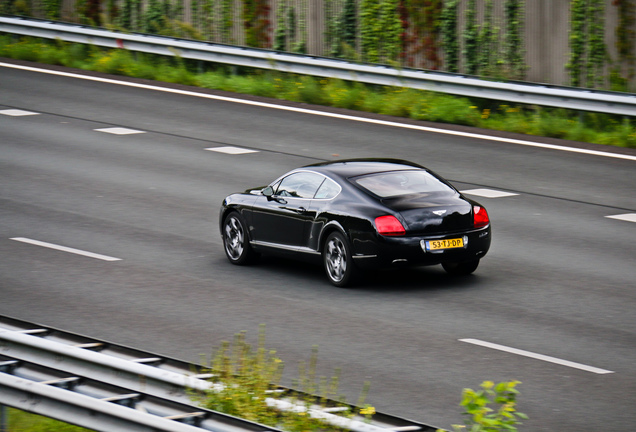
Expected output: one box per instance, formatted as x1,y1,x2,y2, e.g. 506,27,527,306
262,186,274,197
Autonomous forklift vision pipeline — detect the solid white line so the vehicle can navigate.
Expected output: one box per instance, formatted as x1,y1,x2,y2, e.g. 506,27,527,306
10,237,122,261
460,338,614,374
2,62,635,162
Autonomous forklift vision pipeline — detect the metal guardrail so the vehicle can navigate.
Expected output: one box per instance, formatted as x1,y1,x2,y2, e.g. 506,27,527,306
1,15,636,117
0,315,436,432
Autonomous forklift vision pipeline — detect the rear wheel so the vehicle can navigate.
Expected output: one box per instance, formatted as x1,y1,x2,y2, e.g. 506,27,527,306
442,259,480,276
222,212,255,265
323,232,357,287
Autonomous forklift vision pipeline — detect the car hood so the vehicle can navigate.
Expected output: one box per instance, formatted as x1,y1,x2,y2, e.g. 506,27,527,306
381,192,473,234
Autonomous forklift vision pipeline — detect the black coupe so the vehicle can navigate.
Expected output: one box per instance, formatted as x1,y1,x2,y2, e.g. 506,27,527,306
219,159,491,286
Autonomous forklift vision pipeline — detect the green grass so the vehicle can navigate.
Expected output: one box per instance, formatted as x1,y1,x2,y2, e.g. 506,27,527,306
1,34,635,148
4,407,93,431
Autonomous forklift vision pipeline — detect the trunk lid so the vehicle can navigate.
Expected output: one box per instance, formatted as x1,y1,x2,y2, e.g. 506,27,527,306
381,192,473,234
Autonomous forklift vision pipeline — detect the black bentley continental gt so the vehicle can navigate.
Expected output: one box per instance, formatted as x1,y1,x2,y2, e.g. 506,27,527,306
219,159,491,287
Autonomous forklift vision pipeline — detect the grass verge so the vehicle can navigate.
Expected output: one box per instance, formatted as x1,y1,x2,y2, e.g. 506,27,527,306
4,407,94,431
1,34,635,148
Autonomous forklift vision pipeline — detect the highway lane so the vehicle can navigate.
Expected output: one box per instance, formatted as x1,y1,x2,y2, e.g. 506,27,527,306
1,61,636,431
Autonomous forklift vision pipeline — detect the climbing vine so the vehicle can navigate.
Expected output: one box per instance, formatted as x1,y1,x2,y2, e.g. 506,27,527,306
477,0,493,74
406,0,442,70
324,0,341,57
505,0,525,79
291,0,306,54
42,0,61,19
587,0,606,87
243,0,271,48
568,0,606,88
463,0,478,74
201,0,214,40
342,0,357,54
612,0,635,89
378,0,402,63
143,0,165,34
243,0,256,46
568,0,586,86
423,0,442,69
441,0,459,72
614,0,636,61
191,0,201,32
273,0,287,51
220,0,233,43
360,0,380,62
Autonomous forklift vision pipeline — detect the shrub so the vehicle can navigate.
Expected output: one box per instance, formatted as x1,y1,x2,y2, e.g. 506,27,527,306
440,380,528,432
412,93,480,126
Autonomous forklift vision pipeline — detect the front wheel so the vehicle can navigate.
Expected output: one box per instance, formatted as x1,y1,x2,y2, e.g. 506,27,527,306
222,212,255,265
442,259,480,276
323,232,357,287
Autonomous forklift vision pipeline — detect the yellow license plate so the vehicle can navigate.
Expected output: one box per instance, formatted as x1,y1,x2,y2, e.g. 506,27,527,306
427,238,464,251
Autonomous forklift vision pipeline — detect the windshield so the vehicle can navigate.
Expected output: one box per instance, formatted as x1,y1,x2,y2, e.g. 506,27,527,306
353,170,455,198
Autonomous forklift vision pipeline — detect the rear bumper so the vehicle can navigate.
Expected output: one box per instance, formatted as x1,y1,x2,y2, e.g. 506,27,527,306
350,225,491,269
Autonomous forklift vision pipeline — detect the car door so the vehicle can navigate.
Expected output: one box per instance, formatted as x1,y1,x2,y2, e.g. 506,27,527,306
250,171,324,248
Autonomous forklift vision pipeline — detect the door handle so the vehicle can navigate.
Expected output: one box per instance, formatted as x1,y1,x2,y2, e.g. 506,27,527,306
281,206,306,214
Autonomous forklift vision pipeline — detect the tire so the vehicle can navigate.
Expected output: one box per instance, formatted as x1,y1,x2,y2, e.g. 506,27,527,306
442,259,480,276
222,212,255,265
323,231,357,287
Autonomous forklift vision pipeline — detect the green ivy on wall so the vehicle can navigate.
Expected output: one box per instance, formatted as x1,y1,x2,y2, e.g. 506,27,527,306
568,0,606,88
441,0,459,73
505,0,525,80
242,0,271,48
220,0,233,43
378,0,402,63
587,0,606,87
291,0,306,54
43,0,61,19
324,0,340,57
568,0,586,86
360,0,380,62
273,0,287,51
463,0,478,74
201,0,214,40
406,0,442,70
342,0,357,52
612,0,635,90
143,0,165,34
477,0,493,74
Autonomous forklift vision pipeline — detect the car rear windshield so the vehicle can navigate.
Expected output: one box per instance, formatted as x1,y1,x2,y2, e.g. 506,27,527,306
353,170,455,198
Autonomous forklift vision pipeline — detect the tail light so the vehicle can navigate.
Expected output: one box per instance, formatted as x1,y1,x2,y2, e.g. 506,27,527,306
473,205,490,228
375,215,406,236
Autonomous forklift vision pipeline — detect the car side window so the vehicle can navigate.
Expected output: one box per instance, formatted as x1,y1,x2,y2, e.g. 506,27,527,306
275,172,325,199
314,177,340,199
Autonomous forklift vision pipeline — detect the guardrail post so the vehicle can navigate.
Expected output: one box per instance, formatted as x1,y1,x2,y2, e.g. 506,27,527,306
0,403,7,432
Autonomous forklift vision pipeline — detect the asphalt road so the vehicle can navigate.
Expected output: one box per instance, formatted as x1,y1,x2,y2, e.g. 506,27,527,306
1,60,635,432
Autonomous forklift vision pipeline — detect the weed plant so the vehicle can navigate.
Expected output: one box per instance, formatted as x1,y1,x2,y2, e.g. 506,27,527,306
193,325,371,432
1,34,635,147
439,380,528,432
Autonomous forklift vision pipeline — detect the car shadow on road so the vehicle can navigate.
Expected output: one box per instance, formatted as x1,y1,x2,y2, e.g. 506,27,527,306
250,256,483,293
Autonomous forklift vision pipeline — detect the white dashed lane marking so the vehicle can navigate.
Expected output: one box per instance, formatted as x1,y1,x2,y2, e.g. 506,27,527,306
206,146,259,154
606,213,636,223
94,127,146,135
460,188,519,198
0,109,39,116
460,339,614,374
10,237,122,262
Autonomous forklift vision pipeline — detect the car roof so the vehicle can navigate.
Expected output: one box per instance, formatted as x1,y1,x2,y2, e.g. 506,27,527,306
303,159,425,179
